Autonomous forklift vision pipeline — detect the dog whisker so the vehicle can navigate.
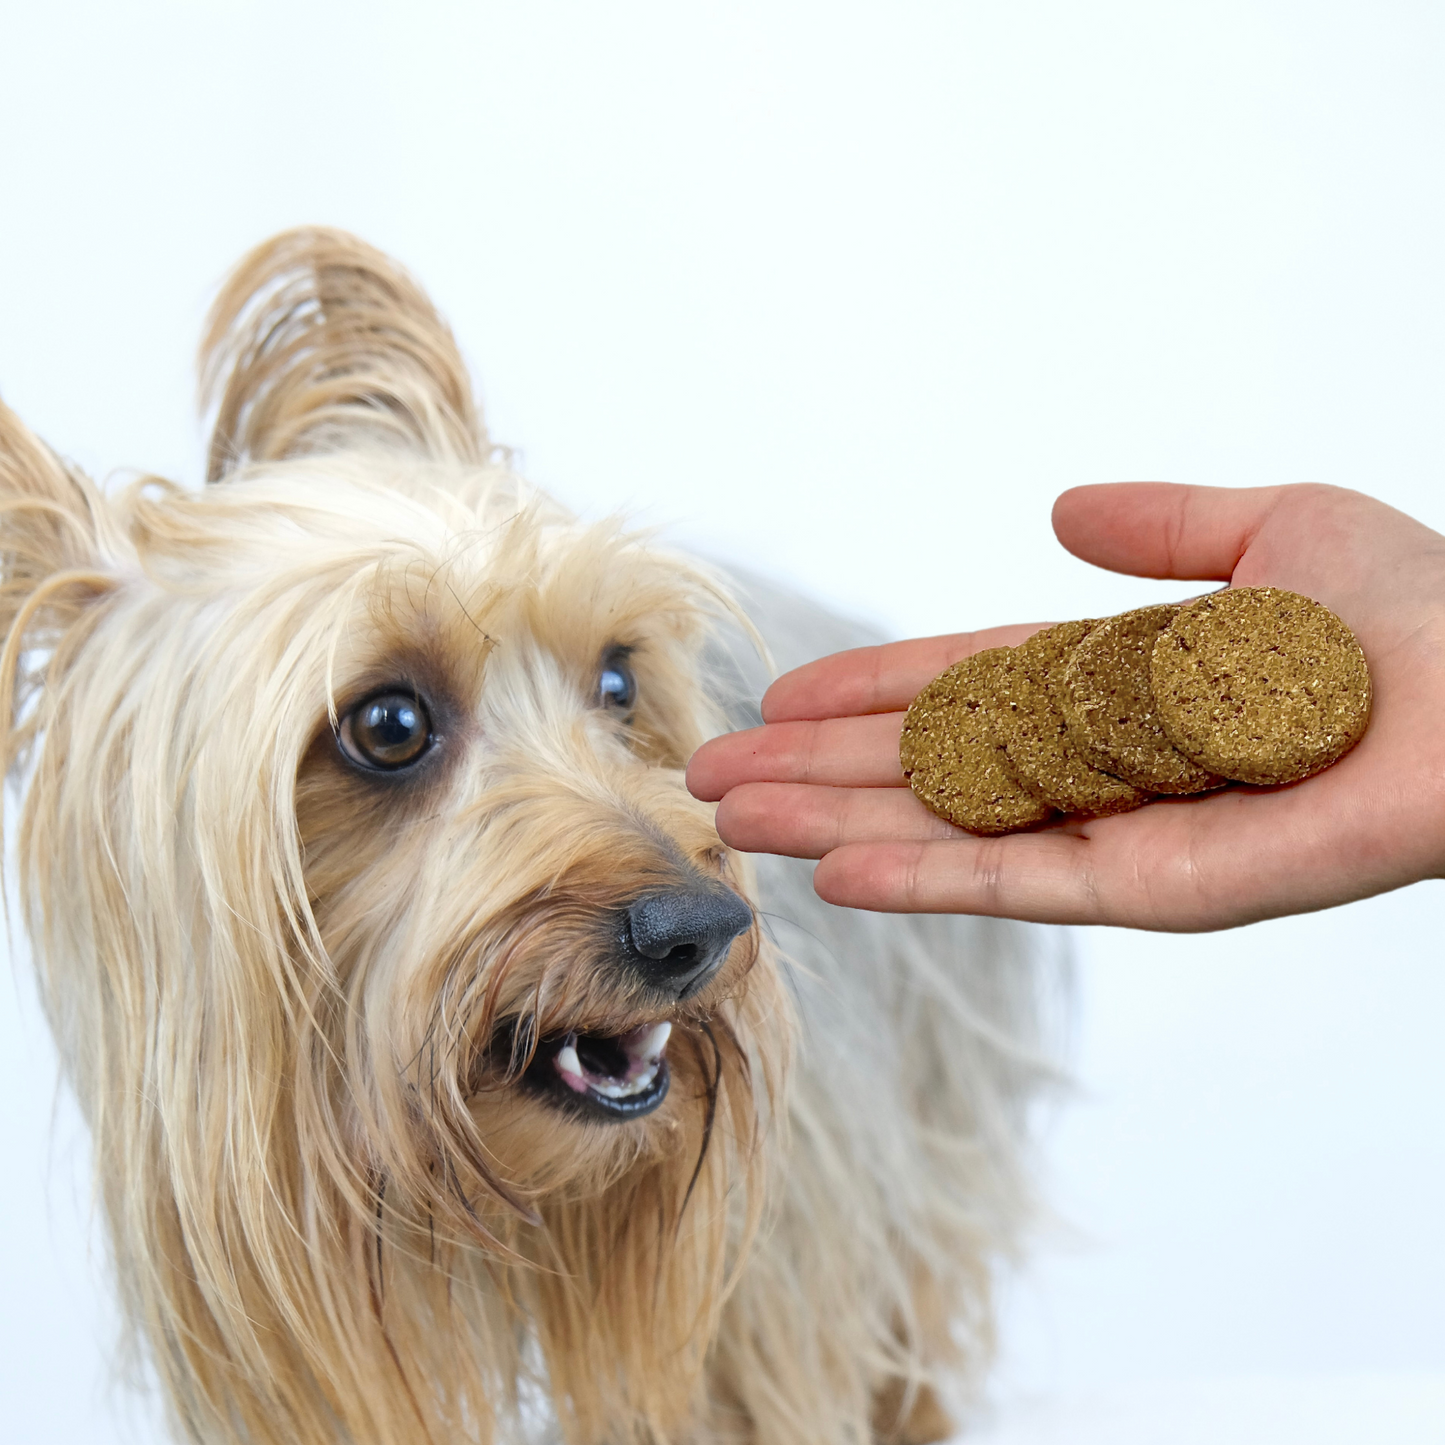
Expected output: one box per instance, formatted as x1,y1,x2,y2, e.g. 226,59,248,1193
678,1022,723,1236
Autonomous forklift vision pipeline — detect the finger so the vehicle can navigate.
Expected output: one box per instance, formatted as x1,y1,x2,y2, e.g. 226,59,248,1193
715,782,964,858
1052,481,1290,581
813,835,1108,924
687,712,907,802
760,623,1047,724
807,775,1392,929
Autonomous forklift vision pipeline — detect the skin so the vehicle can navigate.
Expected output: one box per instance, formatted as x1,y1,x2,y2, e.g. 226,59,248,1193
687,483,1445,931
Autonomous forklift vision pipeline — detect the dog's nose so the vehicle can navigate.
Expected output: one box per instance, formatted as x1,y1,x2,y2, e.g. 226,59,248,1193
623,886,754,997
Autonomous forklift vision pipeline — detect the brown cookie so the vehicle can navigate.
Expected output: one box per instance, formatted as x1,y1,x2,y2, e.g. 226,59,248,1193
1150,586,1372,786
992,620,1151,817
900,649,1054,835
1059,604,1224,794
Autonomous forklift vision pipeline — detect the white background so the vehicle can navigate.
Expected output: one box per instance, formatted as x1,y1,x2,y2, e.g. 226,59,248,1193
2,2,1444,1440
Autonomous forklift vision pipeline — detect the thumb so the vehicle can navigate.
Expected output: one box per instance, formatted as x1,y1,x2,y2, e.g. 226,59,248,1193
1052,482,1286,582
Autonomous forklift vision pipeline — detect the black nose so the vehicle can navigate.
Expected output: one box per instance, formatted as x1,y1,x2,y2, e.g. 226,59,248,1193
623,886,754,997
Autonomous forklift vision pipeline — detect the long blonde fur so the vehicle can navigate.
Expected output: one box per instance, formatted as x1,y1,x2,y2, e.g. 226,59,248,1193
1,229,1058,1445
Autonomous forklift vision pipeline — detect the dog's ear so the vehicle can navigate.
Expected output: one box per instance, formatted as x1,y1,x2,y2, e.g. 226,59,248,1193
199,227,489,482
0,399,112,769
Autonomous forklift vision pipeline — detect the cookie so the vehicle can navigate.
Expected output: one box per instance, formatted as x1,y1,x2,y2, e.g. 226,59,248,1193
900,649,1054,835
1059,604,1224,794
1150,586,1372,786
991,620,1151,816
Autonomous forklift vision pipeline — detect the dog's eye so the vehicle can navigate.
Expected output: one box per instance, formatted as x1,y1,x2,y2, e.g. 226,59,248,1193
597,653,636,713
338,691,433,770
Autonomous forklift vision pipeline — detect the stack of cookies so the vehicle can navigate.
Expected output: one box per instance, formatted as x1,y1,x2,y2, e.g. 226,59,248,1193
900,587,1372,836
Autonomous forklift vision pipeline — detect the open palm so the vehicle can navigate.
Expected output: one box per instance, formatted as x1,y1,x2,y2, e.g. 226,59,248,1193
688,483,1445,930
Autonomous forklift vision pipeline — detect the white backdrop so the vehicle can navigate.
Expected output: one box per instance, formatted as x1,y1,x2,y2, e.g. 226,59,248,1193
2,3,1444,1440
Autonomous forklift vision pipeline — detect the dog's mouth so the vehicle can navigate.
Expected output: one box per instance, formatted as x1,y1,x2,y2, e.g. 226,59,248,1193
521,1021,673,1121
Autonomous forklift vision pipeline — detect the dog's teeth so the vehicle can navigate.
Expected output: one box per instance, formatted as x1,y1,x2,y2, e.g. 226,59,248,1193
552,1028,667,1102
555,1044,588,1093
592,1061,659,1099
634,1021,672,1062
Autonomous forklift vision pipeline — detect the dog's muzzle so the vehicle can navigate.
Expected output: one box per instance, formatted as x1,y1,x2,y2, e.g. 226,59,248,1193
511,884,754,1122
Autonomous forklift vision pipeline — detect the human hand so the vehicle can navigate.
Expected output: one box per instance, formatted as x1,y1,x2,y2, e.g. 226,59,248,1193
688,483,1445,930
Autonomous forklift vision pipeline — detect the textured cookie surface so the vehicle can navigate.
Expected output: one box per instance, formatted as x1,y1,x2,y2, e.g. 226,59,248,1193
1150,587,1372,785
900,649,1054,835
992,621,1150,816
1060,604,1224,794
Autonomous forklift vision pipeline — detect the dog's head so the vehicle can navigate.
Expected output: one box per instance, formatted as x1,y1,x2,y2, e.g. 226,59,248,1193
1,230,788,1442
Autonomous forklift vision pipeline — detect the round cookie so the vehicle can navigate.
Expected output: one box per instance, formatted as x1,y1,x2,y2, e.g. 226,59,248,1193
1149,586,1372,786
992,620,1151,817
900,649,1054,836
1059,604,1224,794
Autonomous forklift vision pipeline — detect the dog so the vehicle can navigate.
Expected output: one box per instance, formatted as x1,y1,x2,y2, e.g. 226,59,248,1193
0,229,1057,1444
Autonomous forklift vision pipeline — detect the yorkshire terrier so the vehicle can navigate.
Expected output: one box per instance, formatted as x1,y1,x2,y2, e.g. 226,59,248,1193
0,229,1054,1444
